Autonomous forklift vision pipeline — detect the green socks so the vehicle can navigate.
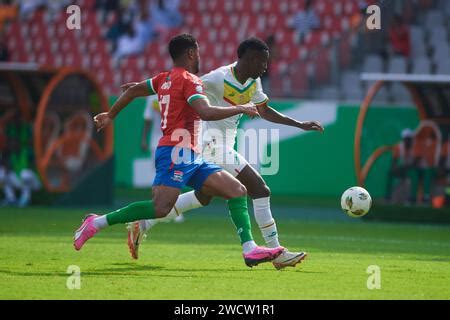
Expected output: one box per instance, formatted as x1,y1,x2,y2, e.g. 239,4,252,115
105,201,155,226
104,197,254,246
227,197,253,244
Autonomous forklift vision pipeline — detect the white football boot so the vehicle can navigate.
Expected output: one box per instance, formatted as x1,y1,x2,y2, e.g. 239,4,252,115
126,220,150,259
272,250,307,270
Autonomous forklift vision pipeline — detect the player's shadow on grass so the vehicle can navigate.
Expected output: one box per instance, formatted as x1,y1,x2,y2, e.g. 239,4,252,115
0,269,73,277
84,262,165,274
87,262,279,275
0,263,164,277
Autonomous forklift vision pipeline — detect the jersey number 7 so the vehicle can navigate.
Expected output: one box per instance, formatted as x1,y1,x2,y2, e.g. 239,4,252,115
159,95,170,129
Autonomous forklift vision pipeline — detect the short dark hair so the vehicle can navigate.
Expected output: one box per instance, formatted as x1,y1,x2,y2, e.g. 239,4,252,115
168,34,198,60
237,37,269,58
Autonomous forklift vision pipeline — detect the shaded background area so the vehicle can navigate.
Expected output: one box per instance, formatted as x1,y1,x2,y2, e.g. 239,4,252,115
0,0,449,220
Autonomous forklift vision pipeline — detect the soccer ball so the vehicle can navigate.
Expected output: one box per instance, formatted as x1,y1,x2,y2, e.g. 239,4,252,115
341,187,372,218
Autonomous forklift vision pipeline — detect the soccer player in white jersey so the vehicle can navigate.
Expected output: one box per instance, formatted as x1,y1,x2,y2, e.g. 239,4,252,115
125,38,323,269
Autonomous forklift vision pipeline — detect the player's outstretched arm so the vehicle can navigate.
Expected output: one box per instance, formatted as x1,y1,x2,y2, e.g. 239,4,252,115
120,82,139,92
94,81,150,132
256,104,324,133
190,98,259,121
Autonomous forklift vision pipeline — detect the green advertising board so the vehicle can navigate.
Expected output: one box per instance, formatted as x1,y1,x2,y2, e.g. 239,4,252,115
112,97,419,198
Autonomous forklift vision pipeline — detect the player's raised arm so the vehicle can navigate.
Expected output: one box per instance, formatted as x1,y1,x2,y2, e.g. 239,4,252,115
120,82,140,92
190,98,259,121
94,80,151,132
256,103,324,133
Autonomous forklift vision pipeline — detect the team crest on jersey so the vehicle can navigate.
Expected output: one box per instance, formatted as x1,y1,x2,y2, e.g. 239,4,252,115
172,170,184,182
161,81,172,90
223,80,256,106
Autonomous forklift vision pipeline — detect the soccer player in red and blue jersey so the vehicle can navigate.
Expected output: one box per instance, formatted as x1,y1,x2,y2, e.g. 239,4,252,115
73,34,284,267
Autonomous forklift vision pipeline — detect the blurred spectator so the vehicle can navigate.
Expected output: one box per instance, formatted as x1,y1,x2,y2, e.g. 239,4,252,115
151,0,183,35
437,137,450,182
107,3,156,59
388,14,411,57
95,0,120,14
95,0,120,23
411,125,439,205
0,31,9,61
18,0,69,20
0,2,18,32
350,1,367,29
46,0,70,14
18,0,46,19
288,0,320,44
0,109,14,156
134,9,157,46
385,128,418,204
0,110,41,207
112,23,145,64
105,6,133,53
433,137,450,207
358,0,388,58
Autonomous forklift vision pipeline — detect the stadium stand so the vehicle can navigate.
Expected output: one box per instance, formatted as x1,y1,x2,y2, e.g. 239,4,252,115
1,0,449,100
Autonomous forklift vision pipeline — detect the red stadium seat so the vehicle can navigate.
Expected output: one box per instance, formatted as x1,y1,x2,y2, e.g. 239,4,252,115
223,0,234,13
267,14,280,29
201,14,212,28
312,49,331,84
304,31,324,50
211,12,225,27
184,12,196,26
6,21,20,38
207,29,218,42
262,0,279,14
278,0,290,14
290,64,309,97
251,2,262,13
339,37,351,68
289,0,303,13
196,0,207,12
4,0,363,99
206,0,219,12
84,0,96,9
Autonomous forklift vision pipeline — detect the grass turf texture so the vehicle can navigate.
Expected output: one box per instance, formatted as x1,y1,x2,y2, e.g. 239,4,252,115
0,204,449,300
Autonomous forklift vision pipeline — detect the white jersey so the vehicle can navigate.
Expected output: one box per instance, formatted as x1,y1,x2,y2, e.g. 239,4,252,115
200,62,268,148
143,95,160,121
143,95,162,152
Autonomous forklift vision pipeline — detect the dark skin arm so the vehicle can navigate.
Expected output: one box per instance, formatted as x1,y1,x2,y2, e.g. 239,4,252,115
256,103,324,132
190,98,258,121
94,82,259,132
119,81,259,121
94,81,149,131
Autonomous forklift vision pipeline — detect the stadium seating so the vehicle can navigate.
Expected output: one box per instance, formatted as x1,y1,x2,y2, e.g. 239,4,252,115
3,0,448,99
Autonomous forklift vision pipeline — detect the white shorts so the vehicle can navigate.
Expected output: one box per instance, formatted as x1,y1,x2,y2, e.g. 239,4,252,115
0,167,40,190
201,143,248,177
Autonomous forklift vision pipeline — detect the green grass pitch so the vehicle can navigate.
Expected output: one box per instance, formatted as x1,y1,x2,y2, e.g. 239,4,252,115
0,204,449,300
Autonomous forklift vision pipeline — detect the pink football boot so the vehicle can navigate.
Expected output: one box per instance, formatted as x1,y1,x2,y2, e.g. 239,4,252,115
243,246,285,268
73,214,99,250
